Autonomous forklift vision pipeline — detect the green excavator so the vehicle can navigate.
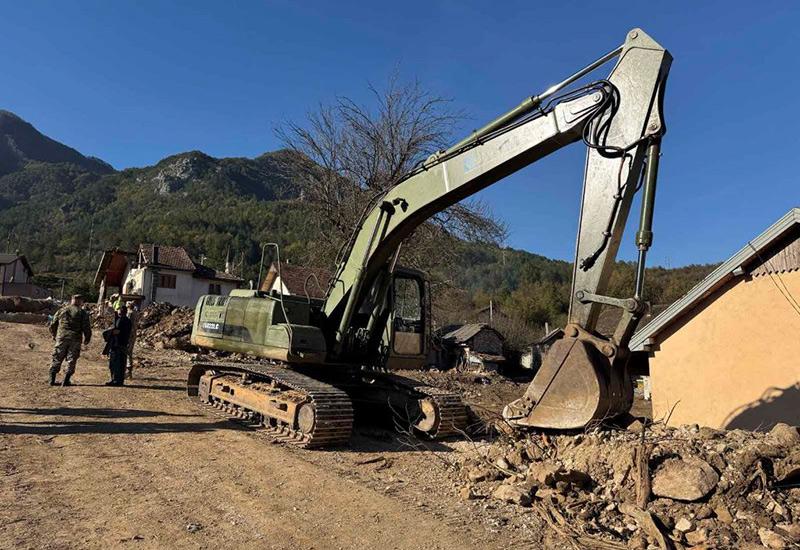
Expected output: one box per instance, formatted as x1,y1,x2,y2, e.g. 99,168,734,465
187,28,672,447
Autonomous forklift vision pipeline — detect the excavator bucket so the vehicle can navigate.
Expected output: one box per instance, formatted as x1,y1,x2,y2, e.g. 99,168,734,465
503,326,632,430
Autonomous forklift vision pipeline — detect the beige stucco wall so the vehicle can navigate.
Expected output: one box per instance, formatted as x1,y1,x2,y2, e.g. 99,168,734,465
650,270,800,430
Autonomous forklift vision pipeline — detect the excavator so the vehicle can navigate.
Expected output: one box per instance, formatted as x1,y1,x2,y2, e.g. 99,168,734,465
187,28,672,447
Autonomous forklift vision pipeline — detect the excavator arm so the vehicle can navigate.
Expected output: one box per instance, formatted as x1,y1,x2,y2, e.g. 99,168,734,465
323,28,672,430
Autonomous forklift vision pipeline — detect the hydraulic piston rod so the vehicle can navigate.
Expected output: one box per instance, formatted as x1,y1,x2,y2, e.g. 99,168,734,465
444,45,624,155
634,140,661,298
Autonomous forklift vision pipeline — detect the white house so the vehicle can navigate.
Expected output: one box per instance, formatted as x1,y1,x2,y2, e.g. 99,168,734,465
95,244,243,308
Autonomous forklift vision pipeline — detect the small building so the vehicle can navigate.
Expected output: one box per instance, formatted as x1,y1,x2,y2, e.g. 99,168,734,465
631,208,800,430
437,323,505,372
259,261,332,300
0,253,50,298
521,328,564,371
95,244,243,308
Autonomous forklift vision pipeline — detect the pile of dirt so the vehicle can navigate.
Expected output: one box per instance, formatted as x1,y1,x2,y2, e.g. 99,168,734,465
0,296,59,324
137,303,195,351
457,422,800,548
0,296,59,315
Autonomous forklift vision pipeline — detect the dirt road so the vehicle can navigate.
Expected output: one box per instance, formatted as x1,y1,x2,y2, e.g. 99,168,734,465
0,322,556,549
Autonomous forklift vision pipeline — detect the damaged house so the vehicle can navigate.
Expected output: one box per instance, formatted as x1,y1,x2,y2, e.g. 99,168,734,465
631,208,800,430
0,253,49,298
437,323,505,372
95,244,243,308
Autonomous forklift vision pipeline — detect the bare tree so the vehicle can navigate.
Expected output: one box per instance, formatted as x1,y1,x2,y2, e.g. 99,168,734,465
276,74,507,276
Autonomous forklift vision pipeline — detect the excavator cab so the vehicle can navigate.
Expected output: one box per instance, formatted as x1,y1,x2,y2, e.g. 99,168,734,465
385,268,430,370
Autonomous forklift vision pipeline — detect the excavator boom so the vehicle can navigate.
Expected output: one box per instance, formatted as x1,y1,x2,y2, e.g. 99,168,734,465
322,28,672,430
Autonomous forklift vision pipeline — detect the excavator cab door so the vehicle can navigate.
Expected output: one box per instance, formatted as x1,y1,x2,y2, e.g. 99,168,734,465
384,269,429,370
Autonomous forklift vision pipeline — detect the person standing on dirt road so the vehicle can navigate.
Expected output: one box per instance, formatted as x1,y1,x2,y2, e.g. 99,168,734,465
48,294,92,386
125,301,139,379
104,305,132,386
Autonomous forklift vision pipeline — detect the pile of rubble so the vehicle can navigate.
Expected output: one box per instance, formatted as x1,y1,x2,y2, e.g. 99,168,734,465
458,421,800,549
0,296,59,324
137,303,195,351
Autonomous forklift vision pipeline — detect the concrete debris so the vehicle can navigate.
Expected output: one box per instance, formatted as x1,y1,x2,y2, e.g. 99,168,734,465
0,296,58,315
758,527,787,549
769,423,800,449
0,296,58,324
457,421,800,548
651,457,719,502
492,483,531,507
675,516,693,532
137,303,195,351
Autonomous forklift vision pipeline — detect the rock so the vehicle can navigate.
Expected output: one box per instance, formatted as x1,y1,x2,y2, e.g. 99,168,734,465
694,505,713,520
675,517,693,532
627,418,645,433
685,528,708,545
714,504,733,525
652,458,719,502
524,442,543,461
769,423,800,448
186,523,202,533
492,484,531,507
505,447,527,469
466,465,500,483
459,486,480,500
626,533,647,549
759,528,787,549
526,463,559,486
775,523,800,543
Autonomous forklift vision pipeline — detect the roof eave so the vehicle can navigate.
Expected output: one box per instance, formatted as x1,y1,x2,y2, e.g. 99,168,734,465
630,207,800,351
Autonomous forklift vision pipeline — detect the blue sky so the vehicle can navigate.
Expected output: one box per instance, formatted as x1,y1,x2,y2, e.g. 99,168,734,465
2,1,798,266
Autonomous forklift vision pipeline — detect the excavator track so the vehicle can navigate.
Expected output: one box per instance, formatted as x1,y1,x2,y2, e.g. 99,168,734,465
359,373,469,439
188,362,353,449
411,384,469,439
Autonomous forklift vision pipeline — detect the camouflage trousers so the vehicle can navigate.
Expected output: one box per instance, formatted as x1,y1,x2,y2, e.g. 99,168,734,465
50,339,82,376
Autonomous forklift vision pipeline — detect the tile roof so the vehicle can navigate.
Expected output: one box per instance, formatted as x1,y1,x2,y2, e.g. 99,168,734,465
139,244,196,271
261,262,332,299
139,244,243,282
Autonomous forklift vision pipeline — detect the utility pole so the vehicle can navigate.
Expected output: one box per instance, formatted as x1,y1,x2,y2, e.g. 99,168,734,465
87,215,95,263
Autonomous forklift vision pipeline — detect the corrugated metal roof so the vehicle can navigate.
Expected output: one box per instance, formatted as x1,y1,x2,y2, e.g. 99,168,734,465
630,207,800,351
441,323,504,344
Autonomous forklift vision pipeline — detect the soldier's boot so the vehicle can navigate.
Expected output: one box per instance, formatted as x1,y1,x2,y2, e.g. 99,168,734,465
63,373,73,387
49,370,58,386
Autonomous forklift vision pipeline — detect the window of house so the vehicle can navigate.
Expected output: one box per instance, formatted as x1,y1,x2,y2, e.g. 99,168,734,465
157,274,177,289
208,283,221,295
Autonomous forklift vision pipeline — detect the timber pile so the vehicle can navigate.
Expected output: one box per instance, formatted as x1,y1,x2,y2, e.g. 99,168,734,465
137,303,195,351
458,422,800,549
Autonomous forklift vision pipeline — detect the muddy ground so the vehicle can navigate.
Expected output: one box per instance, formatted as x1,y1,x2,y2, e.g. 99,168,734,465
0,321,570,549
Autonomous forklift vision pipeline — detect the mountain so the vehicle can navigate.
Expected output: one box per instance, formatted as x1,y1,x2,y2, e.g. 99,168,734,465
0,110,114,176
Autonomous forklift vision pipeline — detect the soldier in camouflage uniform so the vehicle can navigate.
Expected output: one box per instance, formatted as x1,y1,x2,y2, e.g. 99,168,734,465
49,294,92,386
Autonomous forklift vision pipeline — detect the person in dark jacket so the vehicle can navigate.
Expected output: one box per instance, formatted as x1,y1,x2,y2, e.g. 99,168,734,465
103,305,132,386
